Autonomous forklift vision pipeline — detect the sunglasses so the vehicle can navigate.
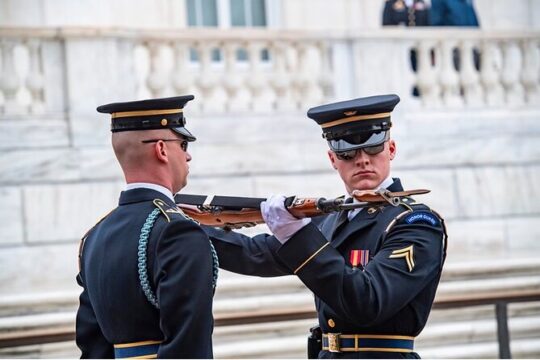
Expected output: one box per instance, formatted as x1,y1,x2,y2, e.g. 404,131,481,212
141,139,188,152
334,142,385,161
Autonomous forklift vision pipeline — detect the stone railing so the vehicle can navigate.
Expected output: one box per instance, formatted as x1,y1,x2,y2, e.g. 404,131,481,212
0,27,539,118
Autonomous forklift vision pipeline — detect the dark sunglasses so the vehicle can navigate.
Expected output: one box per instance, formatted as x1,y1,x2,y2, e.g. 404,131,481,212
334,142,385,161
141,139,188,152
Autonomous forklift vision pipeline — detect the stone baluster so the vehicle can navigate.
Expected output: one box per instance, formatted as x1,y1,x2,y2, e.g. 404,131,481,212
501,40,525,105
295,41,323,110
460,40,483,106
171,41,194,94
520,39,540,105
222,41,247,112
171,41,196,100
480,41,504,106
247,41,272,112
0,40,22,114
439,40,462,107
317,41,334,100
25,40,46,114
195,42,225,112
416,40,440,106
269,40,294,112
287,44,301,110
146,42,168,97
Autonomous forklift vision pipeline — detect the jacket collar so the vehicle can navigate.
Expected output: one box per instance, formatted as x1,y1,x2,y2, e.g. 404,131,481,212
387,177,404,192
118,188,176,207
321,177,403,248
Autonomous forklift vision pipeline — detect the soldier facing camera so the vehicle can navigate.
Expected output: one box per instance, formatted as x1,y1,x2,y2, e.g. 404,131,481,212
205,94,448,358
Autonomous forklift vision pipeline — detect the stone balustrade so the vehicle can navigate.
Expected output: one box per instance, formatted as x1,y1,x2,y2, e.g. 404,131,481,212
0,27,539,118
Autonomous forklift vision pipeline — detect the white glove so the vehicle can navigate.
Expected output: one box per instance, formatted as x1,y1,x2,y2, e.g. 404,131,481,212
260,195,311,243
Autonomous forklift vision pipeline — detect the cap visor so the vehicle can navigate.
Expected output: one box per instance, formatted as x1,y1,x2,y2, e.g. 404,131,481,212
328,131,388,152
172,127,196,142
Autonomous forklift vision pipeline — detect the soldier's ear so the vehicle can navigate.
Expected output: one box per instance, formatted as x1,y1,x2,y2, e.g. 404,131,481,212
388,139,396,160
154,141,169,163
328,150,338,169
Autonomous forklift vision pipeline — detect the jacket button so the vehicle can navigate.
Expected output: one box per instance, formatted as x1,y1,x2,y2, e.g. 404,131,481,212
328,319,335,328
367,207,377,214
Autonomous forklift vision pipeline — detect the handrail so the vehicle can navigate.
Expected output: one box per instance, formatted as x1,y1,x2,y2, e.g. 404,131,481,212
1,288,539,354
0,26,538,41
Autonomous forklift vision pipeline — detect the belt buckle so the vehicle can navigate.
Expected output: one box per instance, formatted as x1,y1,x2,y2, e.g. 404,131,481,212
327,333,341,353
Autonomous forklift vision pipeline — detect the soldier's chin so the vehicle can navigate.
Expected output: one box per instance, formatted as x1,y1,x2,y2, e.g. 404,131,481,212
353,180,378,191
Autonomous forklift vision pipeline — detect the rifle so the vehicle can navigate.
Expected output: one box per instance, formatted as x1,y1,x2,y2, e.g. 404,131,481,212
175,188,429,229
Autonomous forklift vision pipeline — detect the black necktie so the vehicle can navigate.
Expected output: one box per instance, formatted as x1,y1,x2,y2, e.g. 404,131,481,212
333,197,353,237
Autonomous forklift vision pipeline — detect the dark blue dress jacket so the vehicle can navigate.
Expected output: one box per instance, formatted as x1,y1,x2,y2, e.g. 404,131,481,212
76,188,215,358
204,179,447,359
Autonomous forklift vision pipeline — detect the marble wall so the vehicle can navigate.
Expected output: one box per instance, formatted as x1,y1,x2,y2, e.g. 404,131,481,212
1,105,539,295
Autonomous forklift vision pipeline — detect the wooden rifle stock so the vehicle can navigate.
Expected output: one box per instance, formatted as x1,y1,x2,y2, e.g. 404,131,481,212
177,189,430,229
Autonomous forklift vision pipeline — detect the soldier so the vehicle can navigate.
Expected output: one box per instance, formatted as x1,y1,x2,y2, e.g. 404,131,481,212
76,95,218,358
205,94,447,358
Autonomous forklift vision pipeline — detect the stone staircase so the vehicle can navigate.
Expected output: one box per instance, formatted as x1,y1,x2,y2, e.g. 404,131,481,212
1,258,539,358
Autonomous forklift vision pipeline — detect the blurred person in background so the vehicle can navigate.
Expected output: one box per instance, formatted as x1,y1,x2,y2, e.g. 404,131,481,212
382,0,431,96
430,0,479,26
383,0,431,26
430,0,481,71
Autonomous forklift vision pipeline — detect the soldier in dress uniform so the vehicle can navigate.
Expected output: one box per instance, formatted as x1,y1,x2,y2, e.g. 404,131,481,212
204,94,447,358
76,95,218,358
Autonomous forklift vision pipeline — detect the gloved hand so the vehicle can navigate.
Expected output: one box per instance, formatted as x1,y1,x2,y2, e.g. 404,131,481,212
260,195,311,243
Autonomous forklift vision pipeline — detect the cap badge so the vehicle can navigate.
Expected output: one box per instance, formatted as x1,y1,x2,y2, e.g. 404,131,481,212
161,119,168,126
344,110,357,116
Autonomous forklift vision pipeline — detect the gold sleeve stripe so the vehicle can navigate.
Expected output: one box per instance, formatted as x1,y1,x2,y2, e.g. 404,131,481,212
320,112,391,129
294,242,330,274
112,108,183,118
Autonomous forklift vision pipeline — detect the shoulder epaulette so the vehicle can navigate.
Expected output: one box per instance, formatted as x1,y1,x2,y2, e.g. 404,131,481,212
153,198,189,223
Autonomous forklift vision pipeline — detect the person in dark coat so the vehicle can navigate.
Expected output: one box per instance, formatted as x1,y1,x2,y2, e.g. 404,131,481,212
382,0,431,95
430,0,479,26
383,0,431,27
430,0,481,70
76,95,218,358
205,94,447,358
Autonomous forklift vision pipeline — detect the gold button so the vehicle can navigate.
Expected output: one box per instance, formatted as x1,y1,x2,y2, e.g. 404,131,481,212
328,319,335,328
161,118,168,126
367,207,377,214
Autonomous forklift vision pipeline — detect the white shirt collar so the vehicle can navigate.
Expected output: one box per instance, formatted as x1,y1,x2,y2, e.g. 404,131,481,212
377,176,394,192
125,182,175,203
